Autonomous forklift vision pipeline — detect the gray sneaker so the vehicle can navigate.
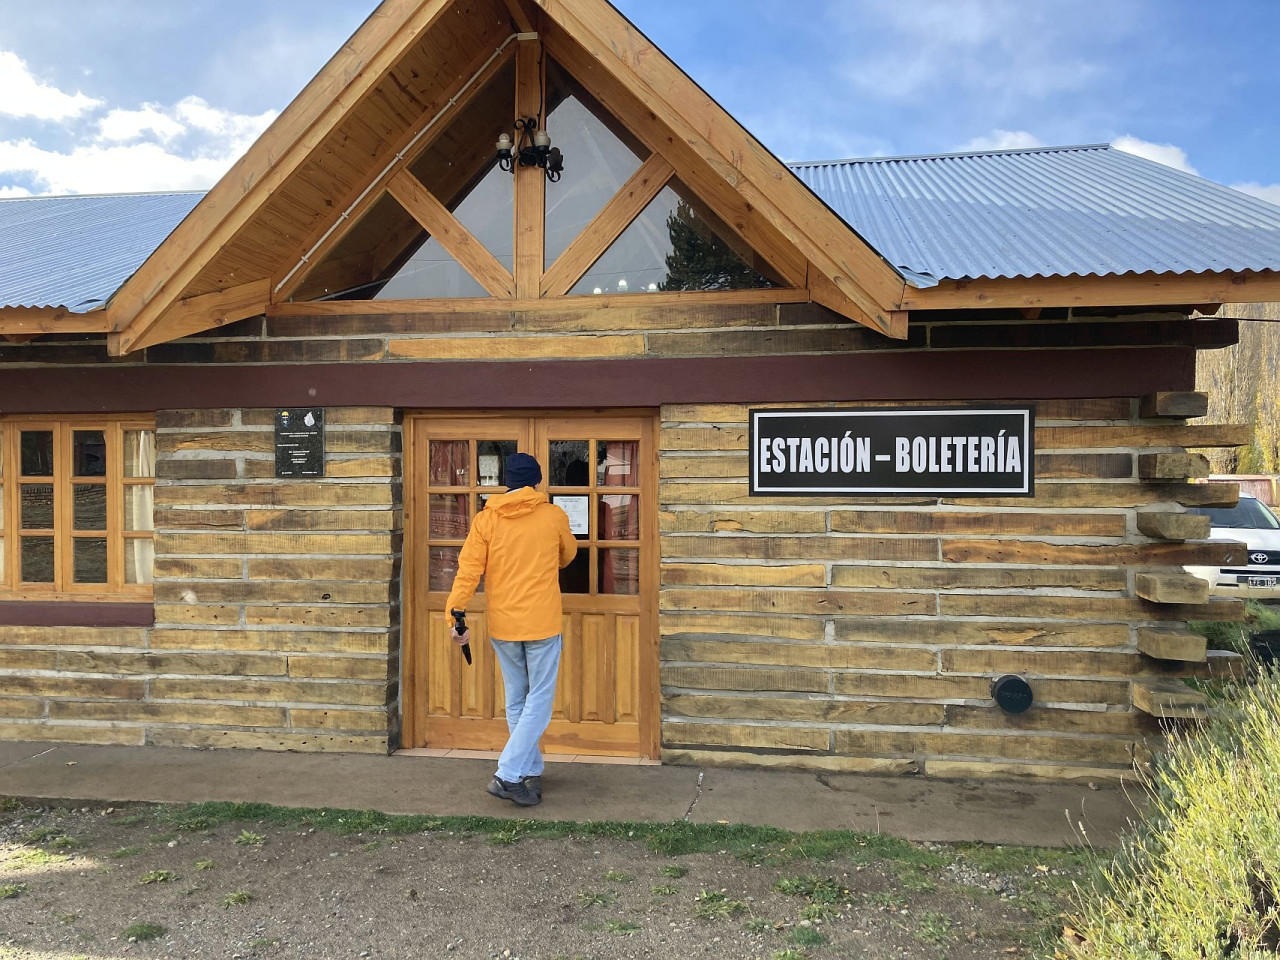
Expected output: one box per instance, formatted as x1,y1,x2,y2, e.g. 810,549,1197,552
522,776,542,801
487,776,540,807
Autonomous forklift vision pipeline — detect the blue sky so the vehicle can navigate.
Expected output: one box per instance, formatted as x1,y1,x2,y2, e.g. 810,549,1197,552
0,0,1277,201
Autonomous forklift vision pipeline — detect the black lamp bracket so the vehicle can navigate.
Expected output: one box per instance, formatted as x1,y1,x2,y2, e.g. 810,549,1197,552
496,116,564,182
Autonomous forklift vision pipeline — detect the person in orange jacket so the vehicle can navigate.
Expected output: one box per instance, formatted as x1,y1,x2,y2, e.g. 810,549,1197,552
446,453,577,807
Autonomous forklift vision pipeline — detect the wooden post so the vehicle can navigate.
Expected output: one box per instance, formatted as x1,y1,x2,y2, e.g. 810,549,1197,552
513,33,545,299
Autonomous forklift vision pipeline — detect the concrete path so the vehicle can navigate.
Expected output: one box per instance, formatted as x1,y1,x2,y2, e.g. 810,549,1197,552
0,740,1141,848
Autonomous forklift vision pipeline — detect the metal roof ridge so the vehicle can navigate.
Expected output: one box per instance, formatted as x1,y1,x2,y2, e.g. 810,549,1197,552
788,143,1113,168
0,188,209,202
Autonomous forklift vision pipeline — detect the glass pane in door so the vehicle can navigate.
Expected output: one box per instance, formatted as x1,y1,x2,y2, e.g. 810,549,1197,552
477,440,517,487
598,441,639,486
549,440,590,487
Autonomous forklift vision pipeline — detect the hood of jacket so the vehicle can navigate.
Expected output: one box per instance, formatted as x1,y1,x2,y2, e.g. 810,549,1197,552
484,485,548,518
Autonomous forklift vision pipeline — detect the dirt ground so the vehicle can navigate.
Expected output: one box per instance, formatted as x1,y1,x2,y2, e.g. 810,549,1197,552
0,797,1091,960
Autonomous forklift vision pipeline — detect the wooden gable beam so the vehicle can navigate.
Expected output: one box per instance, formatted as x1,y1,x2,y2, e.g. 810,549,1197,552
501,0,536,36
512,33,545,298
541,154,674,297
534,0,908,335
109,279,273,354
0,307,111,337
900,270,1280,311
388,172,515,297
108,0,459,355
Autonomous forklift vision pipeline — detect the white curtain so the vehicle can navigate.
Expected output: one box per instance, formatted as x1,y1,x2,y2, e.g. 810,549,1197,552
125,431,155,585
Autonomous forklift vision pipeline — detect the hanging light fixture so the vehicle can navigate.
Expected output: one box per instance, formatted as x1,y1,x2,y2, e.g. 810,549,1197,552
496,117,564,182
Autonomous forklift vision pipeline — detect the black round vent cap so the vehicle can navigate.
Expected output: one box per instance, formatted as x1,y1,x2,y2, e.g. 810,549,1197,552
992,674,1034,715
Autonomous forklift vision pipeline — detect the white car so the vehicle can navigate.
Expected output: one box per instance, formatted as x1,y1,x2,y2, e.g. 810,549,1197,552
1185,493,1280,598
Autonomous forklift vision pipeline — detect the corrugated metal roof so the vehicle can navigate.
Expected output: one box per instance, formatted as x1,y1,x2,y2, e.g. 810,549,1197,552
0,191,203,310
789,144,1280,284
5,144,1280,310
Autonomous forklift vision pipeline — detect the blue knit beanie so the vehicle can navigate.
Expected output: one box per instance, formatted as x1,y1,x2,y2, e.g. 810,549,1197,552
505,453,542,490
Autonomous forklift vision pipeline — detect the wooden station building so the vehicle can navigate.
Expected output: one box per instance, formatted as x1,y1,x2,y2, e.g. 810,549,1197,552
2,0,1280,781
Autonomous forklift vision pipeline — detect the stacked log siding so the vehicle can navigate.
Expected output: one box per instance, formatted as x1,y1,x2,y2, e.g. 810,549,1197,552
0,303,1248,778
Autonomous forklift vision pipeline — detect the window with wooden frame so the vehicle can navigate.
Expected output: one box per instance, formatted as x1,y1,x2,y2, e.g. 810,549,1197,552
284,41,797,306
0,417,156,600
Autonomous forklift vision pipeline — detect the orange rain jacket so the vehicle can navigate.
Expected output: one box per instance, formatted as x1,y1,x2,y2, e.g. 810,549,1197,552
444,486,578,642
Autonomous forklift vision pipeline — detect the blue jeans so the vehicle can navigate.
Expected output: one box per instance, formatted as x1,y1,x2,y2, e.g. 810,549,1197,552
490,634,563,783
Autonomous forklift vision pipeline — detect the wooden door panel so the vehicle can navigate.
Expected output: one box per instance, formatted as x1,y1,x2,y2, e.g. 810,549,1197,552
405,412,655,758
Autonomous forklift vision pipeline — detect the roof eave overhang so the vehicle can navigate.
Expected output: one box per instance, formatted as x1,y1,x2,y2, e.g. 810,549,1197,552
898,269,1280,312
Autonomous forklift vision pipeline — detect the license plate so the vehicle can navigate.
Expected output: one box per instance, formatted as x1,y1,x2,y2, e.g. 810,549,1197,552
1245,576,1279,588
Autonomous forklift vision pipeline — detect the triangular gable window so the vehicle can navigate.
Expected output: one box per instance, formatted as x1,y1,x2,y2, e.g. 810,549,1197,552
543,58,649,269
376,161,513,300
289,48,791,304
295,57,516,302
570,179,783,296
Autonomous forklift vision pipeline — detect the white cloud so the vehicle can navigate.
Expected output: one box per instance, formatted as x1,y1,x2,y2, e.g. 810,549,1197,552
98,104,187,143
0,137,248,195
174,96,276,141
1230,181,1280,206
957,130,1044,152
0,50,102,121
0,184,31,198
1,84,277,195
1113,135,1198,174
832,0,1131,106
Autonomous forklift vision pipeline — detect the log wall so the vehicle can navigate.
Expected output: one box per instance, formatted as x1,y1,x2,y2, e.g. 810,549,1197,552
0,407,402,753
657,398,1244,781
0,304,1249,778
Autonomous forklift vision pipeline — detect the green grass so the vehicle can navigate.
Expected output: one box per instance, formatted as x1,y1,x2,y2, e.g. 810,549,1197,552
799,902,837,921
135,798,1075,874
604,920,640,935
0,882,27,899
122,922,165,942
651,884,679,896
772,951,806,960
21,827,63,844
915,911,956,945
867,890,908,910
745,917,773,933
694,889,748,919
48,835,81,851
1067,669,1280,957
486,827,522,846
788,926,825,947
220,890,253,907
773,875,846,903
109,845,145,859
2,848,69,870
194,859,216,871
139,869,178,884
604,869,634,883
577,890,615,908
234,829,266,846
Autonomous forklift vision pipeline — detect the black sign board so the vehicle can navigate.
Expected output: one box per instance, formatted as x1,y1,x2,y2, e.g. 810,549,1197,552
275,408,325,478
750,406,1034,497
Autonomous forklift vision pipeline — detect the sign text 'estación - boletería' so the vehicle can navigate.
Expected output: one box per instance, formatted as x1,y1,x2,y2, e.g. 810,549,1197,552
749,407,1035,496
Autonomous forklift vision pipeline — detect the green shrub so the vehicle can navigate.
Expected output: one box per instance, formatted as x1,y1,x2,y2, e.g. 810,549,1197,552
1190,599,1280,655
1066,670,1280,958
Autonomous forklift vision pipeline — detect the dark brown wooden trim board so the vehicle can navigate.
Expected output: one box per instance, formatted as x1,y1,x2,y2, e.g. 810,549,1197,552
0,348,1195,413
0,602,156,628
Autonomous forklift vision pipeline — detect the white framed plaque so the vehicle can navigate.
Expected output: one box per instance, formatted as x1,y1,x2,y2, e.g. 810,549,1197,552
553,495,590,535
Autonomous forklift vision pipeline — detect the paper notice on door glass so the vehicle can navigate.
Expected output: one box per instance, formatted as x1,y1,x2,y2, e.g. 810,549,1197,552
553,495,590,535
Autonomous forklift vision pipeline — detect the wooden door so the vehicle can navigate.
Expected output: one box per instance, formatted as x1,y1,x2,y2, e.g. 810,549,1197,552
403,413,658,758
